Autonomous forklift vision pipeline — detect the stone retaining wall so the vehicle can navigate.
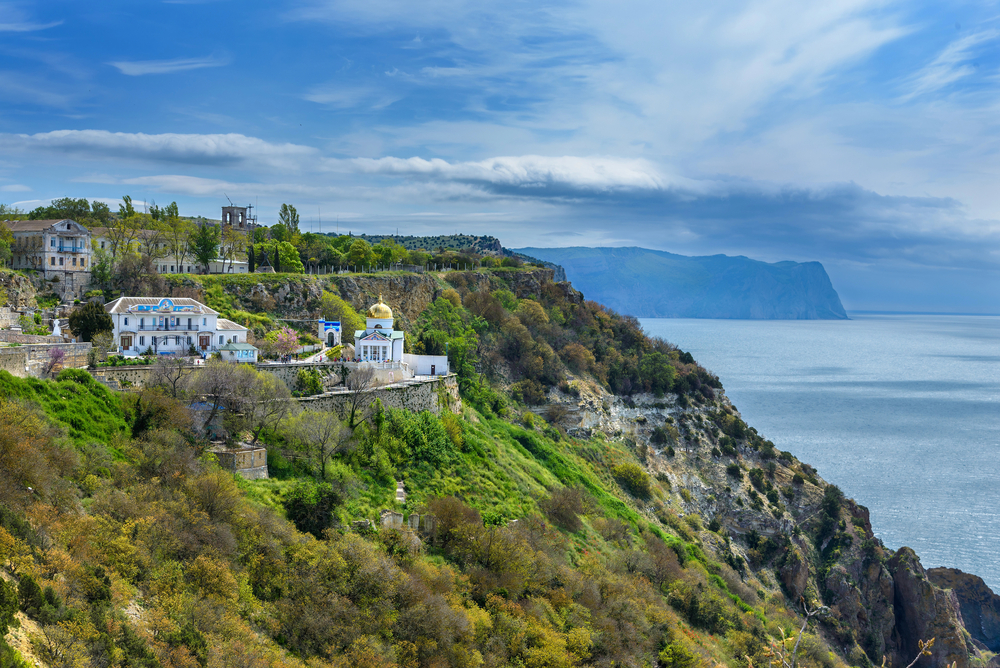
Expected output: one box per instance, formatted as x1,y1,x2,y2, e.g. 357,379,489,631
0,342,92,378
298,374,461,415
0,330,67,344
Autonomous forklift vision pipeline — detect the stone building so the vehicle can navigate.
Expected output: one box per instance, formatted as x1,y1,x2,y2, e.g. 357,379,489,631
208,443,268,479
2,219,92,297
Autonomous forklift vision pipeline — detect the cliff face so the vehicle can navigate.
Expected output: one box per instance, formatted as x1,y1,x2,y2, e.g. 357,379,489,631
929,567,1000,651
543,359,979,667
515,246,849,319
0,270,37,308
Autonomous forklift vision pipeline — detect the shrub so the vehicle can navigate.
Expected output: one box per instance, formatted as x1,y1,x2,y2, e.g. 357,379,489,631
283,481,342,539
792,472,805,485
726,463,742,479
613,462,651,498
659,642,699,668
541,487,586,532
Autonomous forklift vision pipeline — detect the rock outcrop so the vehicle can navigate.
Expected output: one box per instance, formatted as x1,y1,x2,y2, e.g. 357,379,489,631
888,548,972,668
929,567,1000,651
0,270,37,308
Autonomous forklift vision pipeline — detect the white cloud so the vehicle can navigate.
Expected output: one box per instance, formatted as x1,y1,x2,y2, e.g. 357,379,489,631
0,130,319,170
108,55,229,76
349,155,675,192
0,3,61,32
304,84,402,110
903,29,999,99
0,184,30,192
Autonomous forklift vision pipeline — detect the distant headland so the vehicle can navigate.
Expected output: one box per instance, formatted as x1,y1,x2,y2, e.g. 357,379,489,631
515,246,848,320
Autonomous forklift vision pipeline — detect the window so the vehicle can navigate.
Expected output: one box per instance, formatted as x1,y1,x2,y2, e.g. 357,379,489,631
175,336,181,345
100,241,105,249
139,336,145,346
50,238,55,247
202,318,206,325
187,336,192,344
59,257,63,266
170,266,174,272
80,258,85,267
72,258,76,266
187,266,191,273
50,257,55,265
218,335,223,345
124,317,129,326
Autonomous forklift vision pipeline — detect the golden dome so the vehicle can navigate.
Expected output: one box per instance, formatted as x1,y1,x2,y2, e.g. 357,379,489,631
367,294,393,320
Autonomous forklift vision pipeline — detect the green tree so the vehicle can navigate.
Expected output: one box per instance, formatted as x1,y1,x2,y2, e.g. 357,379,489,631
278,204,300,236
286,410,350,479
318,292,365,336
253,241,303,273
165,208,193,273
345,239,375,269
190,224,220,273
68,301,113,343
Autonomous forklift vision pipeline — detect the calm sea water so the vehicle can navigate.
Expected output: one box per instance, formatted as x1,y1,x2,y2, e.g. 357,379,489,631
640,315,1000,591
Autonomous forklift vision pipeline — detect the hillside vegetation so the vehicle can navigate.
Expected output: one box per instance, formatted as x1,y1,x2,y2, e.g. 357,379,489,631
0,267,979,668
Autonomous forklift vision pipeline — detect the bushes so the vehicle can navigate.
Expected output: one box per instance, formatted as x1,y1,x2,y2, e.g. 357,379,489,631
541,487,586,532
726,463,742,480
283,480,342,539
613,462,651,498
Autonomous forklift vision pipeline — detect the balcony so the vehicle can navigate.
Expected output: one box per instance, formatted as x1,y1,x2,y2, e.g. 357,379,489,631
138,324,200,331
55,246,85,253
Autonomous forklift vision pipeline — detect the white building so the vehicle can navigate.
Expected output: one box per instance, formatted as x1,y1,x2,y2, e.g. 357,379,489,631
351,295,449,375
105,297,252,357
354,295,404,362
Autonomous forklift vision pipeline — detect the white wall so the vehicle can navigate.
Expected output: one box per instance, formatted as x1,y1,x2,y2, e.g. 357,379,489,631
403,353,449,376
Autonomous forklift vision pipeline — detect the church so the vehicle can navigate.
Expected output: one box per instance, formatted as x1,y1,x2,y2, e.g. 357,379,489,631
354,295,405,362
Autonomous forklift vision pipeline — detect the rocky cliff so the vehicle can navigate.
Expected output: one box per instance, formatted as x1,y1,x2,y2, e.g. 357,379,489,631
537,343,979,668
0,270,37,309
515,246,849,319
929,567,1000,652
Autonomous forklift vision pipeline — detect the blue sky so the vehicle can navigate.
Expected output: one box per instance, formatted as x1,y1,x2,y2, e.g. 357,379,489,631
2,0,999,312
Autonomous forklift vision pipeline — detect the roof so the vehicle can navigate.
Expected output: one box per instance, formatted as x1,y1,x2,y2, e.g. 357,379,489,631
357,329,403,340
218,342,257,351
188,401,225,411
2,219,85,233
216,318,247,331
104,296,218,315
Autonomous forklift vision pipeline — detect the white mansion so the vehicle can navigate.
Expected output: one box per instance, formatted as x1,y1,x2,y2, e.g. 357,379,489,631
105,297,251,357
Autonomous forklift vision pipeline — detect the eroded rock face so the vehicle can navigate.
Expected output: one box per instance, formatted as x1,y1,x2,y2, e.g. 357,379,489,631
889,548,971,668
928,567,1000,652
0,271,37,308
333,274,441,331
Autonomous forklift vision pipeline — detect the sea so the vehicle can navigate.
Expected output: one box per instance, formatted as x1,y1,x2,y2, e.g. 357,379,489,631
640,314,1000,592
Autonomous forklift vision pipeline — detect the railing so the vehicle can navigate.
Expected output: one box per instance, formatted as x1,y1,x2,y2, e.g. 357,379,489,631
55,246,84,253
138,324,200,331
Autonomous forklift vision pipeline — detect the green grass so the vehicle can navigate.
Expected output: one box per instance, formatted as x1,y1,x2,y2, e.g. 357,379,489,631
0,369,127,445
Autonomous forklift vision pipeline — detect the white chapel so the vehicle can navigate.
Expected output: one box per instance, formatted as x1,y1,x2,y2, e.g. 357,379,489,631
354,295,404,362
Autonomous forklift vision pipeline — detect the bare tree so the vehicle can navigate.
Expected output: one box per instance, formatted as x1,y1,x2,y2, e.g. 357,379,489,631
286,410,351,479
149,356,189,399
187,358,242,438
223,364,295,445
343,365,378,428
90,330,114,363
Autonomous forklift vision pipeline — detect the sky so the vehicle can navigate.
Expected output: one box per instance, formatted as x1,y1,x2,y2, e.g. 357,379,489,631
1,0,999,312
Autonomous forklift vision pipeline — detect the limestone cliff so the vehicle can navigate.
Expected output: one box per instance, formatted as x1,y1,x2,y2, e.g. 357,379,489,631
0,270,37,308
929,567,1000,651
